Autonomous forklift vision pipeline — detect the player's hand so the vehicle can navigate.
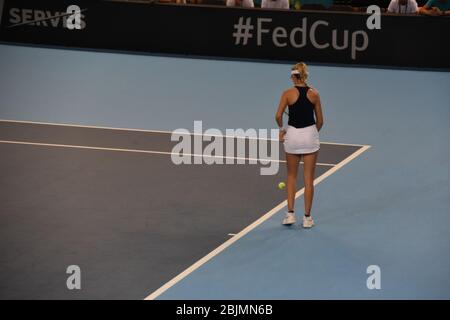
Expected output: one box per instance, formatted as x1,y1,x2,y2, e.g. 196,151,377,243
431,7,443,15
279,130,286,142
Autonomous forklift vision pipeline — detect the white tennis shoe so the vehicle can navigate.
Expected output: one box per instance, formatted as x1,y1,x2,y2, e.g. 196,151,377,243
282,212,296,225
302,215,314,228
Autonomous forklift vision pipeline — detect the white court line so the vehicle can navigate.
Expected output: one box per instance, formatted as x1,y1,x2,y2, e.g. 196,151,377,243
144,144,371,300
0,140,336,167
0,119,369,147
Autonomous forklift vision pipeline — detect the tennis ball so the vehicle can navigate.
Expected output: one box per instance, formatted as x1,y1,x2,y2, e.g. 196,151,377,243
278,182,286,190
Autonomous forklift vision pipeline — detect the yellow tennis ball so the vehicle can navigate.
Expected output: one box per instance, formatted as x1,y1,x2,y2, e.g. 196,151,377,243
278,182,286,190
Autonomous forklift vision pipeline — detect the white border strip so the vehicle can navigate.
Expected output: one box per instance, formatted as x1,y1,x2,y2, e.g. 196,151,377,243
0,119,368,147
144,144,371,300
0,140,336,167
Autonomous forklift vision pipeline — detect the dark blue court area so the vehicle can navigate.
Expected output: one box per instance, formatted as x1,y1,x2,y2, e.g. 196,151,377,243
0,120,366,299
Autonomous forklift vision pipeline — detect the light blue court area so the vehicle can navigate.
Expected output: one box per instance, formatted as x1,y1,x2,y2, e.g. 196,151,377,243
1,44,449,299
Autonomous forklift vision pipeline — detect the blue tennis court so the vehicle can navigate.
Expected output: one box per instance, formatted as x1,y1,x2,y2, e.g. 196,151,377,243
0,43,449,300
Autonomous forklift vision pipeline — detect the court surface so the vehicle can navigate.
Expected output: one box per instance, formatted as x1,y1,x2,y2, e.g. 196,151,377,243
0,120,365,299
0,44,449,299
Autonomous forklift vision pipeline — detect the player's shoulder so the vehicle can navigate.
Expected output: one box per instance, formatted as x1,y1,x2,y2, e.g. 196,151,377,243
307,86,320,97
282,87,295,96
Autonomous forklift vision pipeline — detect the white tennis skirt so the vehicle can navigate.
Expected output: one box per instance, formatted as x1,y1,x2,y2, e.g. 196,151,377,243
283,124,320,154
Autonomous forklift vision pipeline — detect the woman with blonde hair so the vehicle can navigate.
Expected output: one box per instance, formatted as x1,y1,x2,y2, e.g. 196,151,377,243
275,62,324,228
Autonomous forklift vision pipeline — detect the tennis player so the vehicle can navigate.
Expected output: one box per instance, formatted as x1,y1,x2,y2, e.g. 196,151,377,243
275,62,324,228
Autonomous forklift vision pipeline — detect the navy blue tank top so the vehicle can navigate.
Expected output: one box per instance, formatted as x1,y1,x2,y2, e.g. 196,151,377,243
288,86,316,129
